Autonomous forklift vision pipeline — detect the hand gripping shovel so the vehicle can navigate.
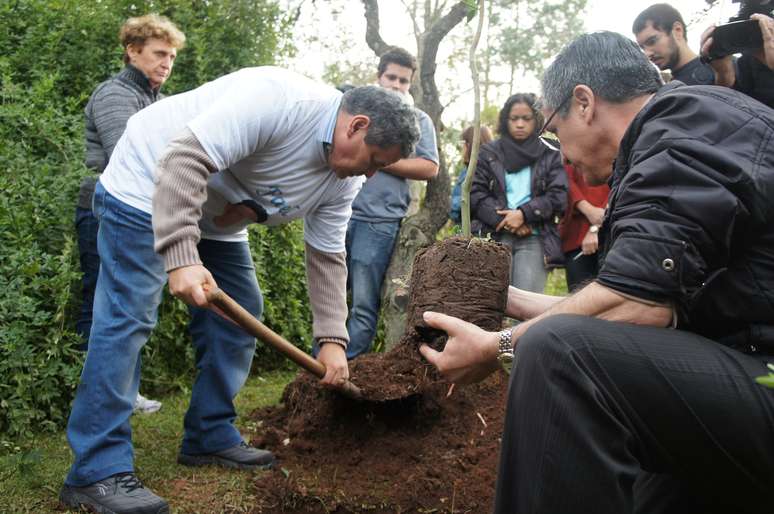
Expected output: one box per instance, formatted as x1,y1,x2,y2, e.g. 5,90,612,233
205,288,363,400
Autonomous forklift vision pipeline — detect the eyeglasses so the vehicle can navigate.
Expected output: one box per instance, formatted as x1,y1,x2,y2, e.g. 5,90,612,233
640,33,662,50
538,93,573,152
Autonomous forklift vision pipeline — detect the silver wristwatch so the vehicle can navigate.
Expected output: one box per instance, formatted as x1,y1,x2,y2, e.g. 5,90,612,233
497,328,514,372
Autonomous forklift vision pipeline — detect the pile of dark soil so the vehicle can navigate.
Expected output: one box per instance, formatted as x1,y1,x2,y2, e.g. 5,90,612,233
249,237,512,513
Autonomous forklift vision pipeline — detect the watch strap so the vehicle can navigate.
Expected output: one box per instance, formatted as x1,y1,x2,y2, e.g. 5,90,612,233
498,328,513,355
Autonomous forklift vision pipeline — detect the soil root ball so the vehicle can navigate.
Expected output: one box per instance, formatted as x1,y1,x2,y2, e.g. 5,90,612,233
250,237,512,513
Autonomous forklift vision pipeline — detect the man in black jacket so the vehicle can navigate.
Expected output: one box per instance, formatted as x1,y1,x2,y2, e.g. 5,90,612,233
420,31,774,513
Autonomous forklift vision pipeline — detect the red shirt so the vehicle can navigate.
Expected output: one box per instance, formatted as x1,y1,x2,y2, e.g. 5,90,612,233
560,165,610,253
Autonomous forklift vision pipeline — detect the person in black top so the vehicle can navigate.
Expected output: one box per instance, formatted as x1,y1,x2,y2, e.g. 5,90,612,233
633,3,715,85
420,31,774,513
701,12,774,108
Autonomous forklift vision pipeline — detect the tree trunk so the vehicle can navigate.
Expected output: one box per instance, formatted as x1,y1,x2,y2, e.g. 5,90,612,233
361,0,471,348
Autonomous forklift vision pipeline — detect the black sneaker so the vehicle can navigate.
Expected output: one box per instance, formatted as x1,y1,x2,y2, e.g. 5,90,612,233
177,441,275,470
59,472,169,514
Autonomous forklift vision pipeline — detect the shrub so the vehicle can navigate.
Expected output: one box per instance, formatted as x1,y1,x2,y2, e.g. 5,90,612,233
0,0,296,437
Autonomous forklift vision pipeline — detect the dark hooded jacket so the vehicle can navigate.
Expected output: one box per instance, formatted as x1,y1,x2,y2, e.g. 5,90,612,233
470,138,568,268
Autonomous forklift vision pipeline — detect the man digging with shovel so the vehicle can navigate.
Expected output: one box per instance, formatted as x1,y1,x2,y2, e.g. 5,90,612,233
59,67,419,514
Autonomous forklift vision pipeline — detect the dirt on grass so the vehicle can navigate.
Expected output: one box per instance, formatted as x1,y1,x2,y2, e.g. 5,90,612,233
249,237,512,513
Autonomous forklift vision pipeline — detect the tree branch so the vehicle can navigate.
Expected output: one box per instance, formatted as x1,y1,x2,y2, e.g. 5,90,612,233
362,0,391,56
401,0,423,41
418,1,470,121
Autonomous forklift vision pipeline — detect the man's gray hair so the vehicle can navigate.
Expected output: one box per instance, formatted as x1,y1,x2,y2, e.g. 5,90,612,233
542,31,662,116
341,86,420,158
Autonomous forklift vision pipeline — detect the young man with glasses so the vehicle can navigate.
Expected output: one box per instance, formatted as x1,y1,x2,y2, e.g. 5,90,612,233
633,3,716,85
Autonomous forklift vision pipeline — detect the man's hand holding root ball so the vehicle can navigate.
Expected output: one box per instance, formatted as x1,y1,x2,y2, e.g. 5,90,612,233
418,312,503,384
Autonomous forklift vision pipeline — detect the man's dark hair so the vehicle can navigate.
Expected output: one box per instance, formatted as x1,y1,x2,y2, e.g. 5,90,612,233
336,84,356,94
341,85,420,158
377,47,418,78
542,32,663,117
497,93,544,137
632,3,687,37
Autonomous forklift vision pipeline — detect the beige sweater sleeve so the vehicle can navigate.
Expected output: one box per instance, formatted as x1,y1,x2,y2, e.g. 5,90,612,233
152,128,219,271
305,242,349,345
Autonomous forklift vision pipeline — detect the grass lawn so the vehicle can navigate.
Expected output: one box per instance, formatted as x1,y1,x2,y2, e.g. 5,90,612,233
0,370,295,514
544,268,568,297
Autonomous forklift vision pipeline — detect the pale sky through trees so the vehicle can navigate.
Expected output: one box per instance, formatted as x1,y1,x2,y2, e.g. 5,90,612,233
284,0,734,126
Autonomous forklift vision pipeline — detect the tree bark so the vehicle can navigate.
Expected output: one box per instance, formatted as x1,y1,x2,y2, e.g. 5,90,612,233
361,0,471,348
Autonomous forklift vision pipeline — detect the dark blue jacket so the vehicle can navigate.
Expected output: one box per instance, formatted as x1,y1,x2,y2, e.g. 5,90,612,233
470,138,568,268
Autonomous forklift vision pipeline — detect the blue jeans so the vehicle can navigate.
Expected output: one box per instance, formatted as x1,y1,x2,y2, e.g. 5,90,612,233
340,219,399,359
75,206,100,348
65,183,262,486
183,238,262,455
500,233,547,293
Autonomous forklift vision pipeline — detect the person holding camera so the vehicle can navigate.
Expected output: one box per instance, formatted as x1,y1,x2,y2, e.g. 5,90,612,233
633,3,716,85
701,12,774,108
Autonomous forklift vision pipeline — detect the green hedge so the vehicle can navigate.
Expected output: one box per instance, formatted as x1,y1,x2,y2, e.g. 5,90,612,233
0,0,305,438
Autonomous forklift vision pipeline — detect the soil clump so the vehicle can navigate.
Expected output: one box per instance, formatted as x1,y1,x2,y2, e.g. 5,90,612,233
250,237,512,513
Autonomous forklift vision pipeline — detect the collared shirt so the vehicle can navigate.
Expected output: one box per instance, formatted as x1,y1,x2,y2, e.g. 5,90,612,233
101,66,362,253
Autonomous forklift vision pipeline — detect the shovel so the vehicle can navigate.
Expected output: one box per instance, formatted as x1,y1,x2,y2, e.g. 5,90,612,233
205,288,363,400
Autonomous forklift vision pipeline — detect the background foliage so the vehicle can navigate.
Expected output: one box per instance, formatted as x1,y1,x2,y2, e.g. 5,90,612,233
0,0,298,437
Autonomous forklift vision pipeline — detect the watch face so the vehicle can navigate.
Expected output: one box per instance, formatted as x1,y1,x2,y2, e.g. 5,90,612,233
497,351,514,374
497,351,514,362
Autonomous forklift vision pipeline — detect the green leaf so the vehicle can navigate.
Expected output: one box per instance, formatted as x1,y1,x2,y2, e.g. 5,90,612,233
755,374,774,389
465,0,478,21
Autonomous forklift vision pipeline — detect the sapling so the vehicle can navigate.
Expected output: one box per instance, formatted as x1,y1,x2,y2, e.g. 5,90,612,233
461,0,486,236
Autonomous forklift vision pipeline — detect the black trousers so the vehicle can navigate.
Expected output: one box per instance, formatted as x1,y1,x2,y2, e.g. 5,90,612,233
494,315,774,514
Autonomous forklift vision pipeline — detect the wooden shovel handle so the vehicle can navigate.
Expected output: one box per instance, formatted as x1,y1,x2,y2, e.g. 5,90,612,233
205,288,363,400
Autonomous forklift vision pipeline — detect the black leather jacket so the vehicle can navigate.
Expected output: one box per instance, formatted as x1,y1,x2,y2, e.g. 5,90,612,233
470,138,568,267
598,82,774,351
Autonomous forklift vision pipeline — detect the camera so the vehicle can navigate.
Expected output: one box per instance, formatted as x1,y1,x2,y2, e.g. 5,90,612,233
705,0,774,60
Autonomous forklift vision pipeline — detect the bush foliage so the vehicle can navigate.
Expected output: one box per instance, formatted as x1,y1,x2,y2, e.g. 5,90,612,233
0,0,303,437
